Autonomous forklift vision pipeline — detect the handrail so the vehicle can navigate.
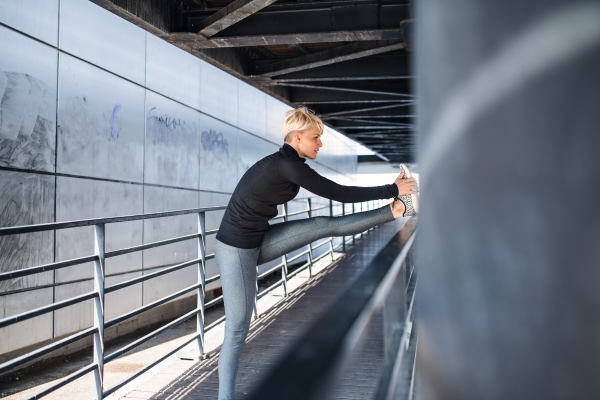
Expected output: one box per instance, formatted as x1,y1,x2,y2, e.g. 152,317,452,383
248,217,418,400
0,196,388,399
0,206,227,236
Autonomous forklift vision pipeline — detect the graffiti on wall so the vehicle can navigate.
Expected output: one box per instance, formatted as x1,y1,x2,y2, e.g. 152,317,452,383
0,70,56,172
201,129,229,159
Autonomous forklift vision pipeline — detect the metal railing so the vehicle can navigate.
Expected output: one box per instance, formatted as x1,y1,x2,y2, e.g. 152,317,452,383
248,217,418,400
0,196,386,399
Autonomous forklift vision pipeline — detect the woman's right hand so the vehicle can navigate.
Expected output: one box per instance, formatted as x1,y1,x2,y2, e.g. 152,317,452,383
394,170,418,196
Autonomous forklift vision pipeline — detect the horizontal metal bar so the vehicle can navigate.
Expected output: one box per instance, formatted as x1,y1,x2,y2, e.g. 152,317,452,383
0,327,97,375
257,278,285,300
0,255,98,282
103,333,200,397
206,228,218,235
205,314,226,331
286,249,310,264
104,308,198,363
205,273,221,285
24,363,98,400
105,233,201,258
258,262,285,280
0,206,227,236
205,294,224,309
286,261,311,280
312,238,333,250
286,208,310,217
104,259,201,294
0,292,98,329
104,284,201,329
312,249,334,263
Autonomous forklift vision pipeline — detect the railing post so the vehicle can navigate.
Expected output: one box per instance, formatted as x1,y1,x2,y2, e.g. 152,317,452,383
360,202,364,239
306,198,314,278
281,203,289,296
342,203,346,253
328,200,334,261
92,224,105,400
352,203,356,245
196,212,207,359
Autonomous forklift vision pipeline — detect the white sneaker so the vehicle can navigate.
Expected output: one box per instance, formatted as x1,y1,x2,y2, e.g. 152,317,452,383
397,163,419,216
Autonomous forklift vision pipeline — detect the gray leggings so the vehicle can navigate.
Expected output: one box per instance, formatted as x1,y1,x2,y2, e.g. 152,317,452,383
214,205,394,399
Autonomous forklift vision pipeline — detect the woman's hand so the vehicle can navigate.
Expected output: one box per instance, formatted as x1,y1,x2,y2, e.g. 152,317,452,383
394,170,418,196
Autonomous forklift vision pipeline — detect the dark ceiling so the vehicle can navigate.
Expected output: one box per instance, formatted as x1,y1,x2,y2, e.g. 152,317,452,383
92,0,415,162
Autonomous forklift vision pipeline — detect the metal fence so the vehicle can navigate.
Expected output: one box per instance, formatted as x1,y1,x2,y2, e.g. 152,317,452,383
248,217,418,400
0,196,385,399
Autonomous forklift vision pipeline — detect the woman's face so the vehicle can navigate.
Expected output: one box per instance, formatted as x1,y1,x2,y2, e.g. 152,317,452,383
295,126,323,160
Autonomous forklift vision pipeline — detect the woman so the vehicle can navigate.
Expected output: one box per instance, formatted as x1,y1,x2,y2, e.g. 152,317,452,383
214,107,418,399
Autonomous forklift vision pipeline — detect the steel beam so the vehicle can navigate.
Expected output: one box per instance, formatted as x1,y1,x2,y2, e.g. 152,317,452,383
331,117,413,126
346,128,413,135
173,28,404,48
295,100,410,104
195,0,279,38
341,126,412,129
288,44,311,56
267,82,413,97
322,103,415,116
254,41,405,77
262,75,415,83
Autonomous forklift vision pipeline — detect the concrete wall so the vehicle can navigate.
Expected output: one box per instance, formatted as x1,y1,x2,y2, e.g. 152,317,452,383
0,0,359,355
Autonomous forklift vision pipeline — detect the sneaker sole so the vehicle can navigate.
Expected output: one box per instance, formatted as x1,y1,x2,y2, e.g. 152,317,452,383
399,163,419,215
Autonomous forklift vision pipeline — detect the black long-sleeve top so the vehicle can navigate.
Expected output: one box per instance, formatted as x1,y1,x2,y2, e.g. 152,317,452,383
216,143,398,249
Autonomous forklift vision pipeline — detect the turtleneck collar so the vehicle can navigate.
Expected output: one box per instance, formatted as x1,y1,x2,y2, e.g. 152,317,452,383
281,143,306,163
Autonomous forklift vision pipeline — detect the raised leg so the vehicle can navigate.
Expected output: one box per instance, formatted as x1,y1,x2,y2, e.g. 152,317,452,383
257,205,395,265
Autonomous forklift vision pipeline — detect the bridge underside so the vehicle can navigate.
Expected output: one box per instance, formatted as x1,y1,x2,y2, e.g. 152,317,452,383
90,0,415,163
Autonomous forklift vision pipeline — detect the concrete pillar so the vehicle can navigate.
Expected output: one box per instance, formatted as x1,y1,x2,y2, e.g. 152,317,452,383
415,1,600,399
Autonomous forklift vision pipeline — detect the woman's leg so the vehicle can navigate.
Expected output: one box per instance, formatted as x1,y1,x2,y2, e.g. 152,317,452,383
257,204,395,264
214,240,261,400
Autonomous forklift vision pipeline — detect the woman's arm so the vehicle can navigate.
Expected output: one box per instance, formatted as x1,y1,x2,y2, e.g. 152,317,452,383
279,160,399,203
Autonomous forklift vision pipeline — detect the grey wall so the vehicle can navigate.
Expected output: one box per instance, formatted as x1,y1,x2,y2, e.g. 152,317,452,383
0,0,359,355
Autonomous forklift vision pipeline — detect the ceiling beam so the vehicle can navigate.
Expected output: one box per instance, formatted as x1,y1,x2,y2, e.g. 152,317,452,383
261,75,415,83
330,117,413,126
254,41,404,77
346,128,413,135
288,44,311,56
266,82,414,98
295,100,413,104
195,0,279,38
321,103,414,116
341,126,412,130
324,115,417,119
172,28,403,48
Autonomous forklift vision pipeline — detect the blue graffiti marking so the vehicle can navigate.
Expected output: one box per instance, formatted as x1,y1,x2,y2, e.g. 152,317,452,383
110,104,121,139
201,129,229,158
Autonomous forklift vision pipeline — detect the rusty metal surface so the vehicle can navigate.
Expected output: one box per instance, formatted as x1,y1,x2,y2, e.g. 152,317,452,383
254,41,405,77
266,82,414,98
197,0,278,38
173,28,404,48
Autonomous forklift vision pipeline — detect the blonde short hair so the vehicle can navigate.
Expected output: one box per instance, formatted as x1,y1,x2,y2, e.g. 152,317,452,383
281,107,324,142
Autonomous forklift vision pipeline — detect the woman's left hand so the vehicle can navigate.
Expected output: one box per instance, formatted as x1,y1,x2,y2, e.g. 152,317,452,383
394,170,418,196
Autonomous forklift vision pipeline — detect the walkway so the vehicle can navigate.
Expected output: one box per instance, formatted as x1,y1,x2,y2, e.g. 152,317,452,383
120,217,408,400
